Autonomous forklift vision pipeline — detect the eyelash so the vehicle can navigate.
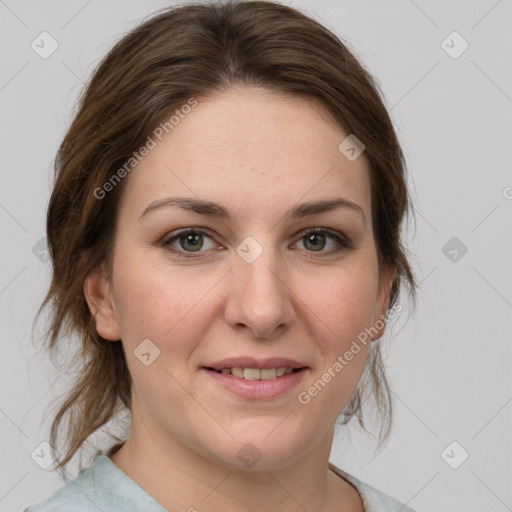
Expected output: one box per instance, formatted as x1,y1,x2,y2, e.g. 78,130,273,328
160,227,352,259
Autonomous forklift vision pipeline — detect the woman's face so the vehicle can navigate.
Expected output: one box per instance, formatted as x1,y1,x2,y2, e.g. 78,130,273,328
86,87,393,470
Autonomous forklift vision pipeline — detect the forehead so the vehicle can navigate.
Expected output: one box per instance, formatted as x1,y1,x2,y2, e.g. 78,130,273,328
118,87,372,223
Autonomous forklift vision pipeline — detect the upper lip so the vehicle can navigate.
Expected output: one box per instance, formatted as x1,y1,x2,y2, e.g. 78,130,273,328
204,357,308,371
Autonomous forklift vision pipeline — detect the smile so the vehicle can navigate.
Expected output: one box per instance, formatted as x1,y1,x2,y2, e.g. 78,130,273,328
203,367,308,399
211,367,297,380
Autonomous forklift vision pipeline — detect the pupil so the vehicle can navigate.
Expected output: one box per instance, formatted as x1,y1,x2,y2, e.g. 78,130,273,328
181,234,202,251
305,233,325,251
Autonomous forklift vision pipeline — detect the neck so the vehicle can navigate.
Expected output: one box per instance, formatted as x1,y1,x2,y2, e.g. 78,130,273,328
109,411,363,512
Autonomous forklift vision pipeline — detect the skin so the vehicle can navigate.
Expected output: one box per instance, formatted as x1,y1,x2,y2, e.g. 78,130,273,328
84,86,394,512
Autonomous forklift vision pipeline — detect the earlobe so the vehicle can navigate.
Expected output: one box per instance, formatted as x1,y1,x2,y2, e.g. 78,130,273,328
83,264,121,341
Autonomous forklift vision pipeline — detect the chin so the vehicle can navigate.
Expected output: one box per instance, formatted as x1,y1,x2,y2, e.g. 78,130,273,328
200,429,309,472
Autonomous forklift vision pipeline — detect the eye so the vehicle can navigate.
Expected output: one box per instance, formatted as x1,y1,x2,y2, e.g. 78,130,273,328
162,229,217,257
293,228,351,254
161,227,351,259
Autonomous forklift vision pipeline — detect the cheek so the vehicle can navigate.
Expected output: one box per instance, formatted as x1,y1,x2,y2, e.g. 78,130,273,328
293,269,378,419
302,263,379,348
296,262,379,407
111,267,209,409
111,252,221,362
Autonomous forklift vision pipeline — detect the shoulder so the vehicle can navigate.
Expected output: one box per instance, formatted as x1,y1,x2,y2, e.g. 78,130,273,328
329,463,419,512
23,463,101,512
23,455,167,512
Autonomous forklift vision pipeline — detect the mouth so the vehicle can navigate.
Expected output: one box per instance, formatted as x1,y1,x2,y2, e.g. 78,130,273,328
205,366,303,380
202,357,309,399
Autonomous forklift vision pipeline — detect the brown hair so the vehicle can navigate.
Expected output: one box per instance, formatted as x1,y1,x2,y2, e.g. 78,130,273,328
39,0,417,475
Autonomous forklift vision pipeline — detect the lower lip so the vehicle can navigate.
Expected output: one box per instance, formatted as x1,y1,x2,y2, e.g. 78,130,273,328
203,368,308,399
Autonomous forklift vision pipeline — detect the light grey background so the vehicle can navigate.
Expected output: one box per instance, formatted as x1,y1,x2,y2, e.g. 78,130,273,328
1,1,511,511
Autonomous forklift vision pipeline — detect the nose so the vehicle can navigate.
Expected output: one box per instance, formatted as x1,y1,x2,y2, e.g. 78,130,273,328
224,244,295,340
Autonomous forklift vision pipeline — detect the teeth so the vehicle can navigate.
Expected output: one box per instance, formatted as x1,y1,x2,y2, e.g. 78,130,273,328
218,366,297,380
244,368,261,380
260,368,277,380
231,367,244,378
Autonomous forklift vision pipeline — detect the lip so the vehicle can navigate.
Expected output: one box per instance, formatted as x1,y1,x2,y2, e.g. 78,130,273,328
202,357,309,400
203,357,307,371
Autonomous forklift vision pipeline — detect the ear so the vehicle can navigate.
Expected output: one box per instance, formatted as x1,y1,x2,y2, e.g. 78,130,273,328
83,263,121,341
370,265,395,342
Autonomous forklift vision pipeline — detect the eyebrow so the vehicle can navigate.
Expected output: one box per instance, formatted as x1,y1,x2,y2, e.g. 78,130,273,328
139,196,366,226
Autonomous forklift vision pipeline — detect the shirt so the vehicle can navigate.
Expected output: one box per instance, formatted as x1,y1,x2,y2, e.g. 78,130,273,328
24,454,417,512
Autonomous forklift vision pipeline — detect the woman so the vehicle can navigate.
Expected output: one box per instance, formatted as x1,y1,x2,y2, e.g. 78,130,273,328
25,1,418,510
